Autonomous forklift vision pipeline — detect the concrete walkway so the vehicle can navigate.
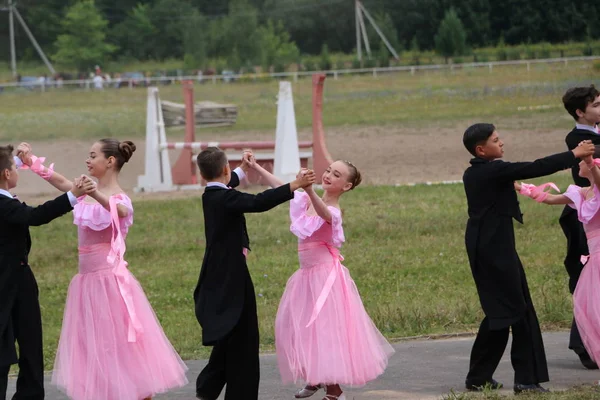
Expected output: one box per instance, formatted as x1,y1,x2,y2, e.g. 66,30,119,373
7,332,599,399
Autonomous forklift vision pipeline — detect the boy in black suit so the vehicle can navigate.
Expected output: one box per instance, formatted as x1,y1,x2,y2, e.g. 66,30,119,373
462,124,594,394
0,145,94,400
193,147,315,400
559,85,600,369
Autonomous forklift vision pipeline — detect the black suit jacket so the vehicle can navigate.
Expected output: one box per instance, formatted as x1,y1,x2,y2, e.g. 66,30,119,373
194,175,294,345
463,151,576,329
565,127,600,186
0,192,73,366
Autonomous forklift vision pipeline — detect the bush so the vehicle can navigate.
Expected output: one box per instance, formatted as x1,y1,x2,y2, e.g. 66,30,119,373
304,60,317,72
496,47,507,61
319,44,332,70
495,37,507,61
538,42,551,58
507,48,521,60
378,54,390,68
525,46,536,60
273,61,286,73
472,53,489,63
364,58,376,68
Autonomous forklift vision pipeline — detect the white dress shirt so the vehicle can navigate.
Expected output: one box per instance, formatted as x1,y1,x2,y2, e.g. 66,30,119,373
576,123,599,134
205,167,246,189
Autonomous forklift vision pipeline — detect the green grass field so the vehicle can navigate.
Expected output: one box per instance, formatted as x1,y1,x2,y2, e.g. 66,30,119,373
1,60,599,142
444,385,600,399
5,60,600,398
27,173,577,370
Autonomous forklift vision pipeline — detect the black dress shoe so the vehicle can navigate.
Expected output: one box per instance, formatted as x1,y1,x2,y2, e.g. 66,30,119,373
513,383,550,394
465,378,503,391
578,352,599,370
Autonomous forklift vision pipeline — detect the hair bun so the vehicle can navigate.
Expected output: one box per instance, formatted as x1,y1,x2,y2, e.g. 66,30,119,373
118,141,136,163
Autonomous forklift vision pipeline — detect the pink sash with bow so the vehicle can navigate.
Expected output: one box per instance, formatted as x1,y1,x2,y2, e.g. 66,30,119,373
107,196,143,342
300,241,345,328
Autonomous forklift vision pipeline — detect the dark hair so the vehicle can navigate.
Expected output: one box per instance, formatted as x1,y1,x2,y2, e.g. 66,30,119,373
98,139,136,170
562,85,600,121
0,145,14,176
339,160,362,190
197,147,228,180
463,123,496,156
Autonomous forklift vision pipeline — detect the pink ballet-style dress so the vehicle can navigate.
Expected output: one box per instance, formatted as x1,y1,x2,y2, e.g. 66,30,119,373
275,191,394,386
52,194,188,400
564,184,600,363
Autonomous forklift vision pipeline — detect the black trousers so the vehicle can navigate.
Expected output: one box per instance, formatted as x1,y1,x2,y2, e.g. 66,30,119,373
196,280,260,400
466,308,549,385
559,206,589,355
0,266,45,400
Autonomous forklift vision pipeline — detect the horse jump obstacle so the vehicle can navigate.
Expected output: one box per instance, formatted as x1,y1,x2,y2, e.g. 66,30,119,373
135,74,333,192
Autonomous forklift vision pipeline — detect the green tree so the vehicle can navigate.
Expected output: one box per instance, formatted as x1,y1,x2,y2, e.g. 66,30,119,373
52,0,116,71
110,3,157,60
256,20,300,72
434,8,467,62
182,10,208,69
320,44,332,70
149,0,197,60
366,12,400,53
204,0,261,65
226,0,260,65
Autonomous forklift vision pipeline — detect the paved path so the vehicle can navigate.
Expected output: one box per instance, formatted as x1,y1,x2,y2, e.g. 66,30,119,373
7,332,599,399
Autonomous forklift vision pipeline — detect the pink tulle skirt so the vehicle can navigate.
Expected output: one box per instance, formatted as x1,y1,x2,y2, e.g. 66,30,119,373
574,256,600,363
52,255,188,400
275,242,394,386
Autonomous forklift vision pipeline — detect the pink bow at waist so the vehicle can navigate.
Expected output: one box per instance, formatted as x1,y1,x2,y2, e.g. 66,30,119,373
107,196,143,342
298,241,344,327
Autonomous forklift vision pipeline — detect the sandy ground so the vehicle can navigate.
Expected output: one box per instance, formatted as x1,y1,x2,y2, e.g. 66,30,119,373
12,123,570,202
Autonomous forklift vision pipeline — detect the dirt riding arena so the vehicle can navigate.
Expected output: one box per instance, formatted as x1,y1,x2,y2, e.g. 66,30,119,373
15,123,569,202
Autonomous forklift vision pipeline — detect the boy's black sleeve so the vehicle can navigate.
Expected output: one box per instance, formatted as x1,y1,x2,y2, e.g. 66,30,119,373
0,193,73,226
486,151,576,182
223,184,294,213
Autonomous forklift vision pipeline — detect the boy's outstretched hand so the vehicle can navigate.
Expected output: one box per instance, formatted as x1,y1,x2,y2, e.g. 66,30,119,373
513,182,522,192
290,169,315,192
573,140,595,159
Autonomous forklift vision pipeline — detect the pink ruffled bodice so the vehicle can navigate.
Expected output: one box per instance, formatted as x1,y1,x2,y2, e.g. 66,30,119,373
74,194,133,274
289,191,346,326
565,185,600,255
290,191,344,249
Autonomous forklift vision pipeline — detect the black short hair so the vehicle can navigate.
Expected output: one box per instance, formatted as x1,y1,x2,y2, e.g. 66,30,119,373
197,147,228,180
463,123,496,156
562,85,600,121
0,145,14,177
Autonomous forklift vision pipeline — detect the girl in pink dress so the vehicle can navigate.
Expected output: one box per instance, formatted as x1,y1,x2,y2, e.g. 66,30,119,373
20,140,188,400
249,157,394,400
518,153,600,370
